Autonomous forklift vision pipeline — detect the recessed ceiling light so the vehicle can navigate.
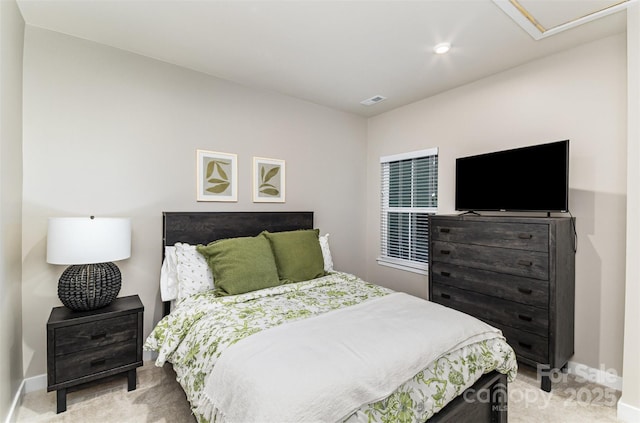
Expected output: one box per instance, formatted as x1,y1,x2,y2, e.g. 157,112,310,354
433,42,451,55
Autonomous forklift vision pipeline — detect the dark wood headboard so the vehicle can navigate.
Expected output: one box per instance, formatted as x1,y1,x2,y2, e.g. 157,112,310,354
163,211,314,246
162,211,314,315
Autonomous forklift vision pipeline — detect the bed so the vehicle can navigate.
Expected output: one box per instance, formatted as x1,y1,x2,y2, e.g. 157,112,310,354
145,211,517,423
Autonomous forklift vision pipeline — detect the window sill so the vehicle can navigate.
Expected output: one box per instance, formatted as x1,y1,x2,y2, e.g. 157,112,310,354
376,258,428,276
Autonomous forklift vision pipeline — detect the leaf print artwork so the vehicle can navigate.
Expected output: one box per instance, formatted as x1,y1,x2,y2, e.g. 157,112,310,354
204,159,231,194
259,164,280,196
197,150,237,202
253,157,285,202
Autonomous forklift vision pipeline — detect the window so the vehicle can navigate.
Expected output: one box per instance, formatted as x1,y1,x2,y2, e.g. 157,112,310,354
378,148,438,274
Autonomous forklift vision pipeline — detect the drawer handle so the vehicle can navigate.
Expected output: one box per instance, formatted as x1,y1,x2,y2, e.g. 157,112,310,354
518,341,533,350
440,250,451,255
517,260,533,267
440,293,451,300
439,228,451,233
90,358,106,367
518,233,533,239
440,271,451,277
91,333,107,340
518,287,533,295
518,314,533,322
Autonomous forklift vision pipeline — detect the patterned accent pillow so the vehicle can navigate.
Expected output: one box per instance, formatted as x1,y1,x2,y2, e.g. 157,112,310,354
174,242,214,301
319,233,334,272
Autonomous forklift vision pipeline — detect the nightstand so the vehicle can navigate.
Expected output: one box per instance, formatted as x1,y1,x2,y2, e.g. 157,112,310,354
46,295,144,413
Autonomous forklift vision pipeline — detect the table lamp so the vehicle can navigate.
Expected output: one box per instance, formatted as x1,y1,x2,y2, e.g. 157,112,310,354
47,216,131,311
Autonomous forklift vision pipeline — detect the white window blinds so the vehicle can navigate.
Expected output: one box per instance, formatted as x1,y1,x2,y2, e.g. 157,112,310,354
379,148,438,273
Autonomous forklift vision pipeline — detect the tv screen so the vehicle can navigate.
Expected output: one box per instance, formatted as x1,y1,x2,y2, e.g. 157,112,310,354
455,140,569,212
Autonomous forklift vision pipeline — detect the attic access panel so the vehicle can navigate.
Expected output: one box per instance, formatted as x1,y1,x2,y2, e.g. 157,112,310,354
493,0,635,40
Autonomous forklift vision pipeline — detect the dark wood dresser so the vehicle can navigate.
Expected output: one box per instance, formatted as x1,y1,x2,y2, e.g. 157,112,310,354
428,215,575,391
47,295,144,413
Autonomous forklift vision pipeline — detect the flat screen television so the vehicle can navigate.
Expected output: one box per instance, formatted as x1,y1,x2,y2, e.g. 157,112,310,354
455,140,569,212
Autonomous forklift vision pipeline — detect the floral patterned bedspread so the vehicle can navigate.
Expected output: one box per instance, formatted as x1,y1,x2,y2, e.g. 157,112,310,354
144,272,517,423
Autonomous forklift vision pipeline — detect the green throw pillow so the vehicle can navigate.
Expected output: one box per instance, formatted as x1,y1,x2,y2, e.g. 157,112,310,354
196,234,281,296
263,229,325,283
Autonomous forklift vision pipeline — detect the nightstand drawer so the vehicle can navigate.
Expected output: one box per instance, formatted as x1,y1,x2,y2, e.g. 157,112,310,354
432,283,549,336
55,314,138,355
54,339,138,384
431,241,549,280
431,262,549,308
430,220,549,252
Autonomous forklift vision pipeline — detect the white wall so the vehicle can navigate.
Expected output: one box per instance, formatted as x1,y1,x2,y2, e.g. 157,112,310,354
619,3,640,421
0,0,24,419
365,34,628,374
21,26,368,378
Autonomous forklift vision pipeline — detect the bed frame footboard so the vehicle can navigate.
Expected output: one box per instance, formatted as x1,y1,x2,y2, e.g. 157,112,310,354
427,370,508,423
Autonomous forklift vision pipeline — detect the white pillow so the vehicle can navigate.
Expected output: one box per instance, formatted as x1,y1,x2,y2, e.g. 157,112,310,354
160,246,179,302
174,242,214,301
319,233,334,272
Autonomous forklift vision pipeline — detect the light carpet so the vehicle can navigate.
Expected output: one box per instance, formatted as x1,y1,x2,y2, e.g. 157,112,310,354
14,362,621,422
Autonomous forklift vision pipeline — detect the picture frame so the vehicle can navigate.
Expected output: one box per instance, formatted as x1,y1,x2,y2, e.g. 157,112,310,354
196,149,238,202
253,157,286,203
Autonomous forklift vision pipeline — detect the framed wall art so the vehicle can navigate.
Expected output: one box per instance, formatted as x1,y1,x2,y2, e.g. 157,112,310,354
196,149,238,202
253,157,285,203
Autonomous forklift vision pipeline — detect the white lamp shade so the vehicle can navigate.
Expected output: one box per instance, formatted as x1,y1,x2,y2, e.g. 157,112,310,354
47,217,131,265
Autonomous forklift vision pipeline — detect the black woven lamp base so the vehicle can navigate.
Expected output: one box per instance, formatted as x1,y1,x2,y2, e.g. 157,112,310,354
58,262,122,311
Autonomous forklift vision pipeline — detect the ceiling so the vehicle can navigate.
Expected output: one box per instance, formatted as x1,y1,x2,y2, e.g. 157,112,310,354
16,0,632,117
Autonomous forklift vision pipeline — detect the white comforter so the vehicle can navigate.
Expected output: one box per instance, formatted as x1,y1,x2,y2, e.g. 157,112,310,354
202,292,504,423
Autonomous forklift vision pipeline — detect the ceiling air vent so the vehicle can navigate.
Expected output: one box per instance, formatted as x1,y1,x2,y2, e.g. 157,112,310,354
360,95,387,106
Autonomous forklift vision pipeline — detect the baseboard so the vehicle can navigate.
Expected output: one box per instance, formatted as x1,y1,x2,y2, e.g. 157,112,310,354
566,361,623,391
4,372,49,423
4,379,25,423
23,373,47,394
617,399,640,422
143,350,157,361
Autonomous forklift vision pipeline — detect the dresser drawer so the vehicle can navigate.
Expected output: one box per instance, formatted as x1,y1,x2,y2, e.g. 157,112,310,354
54,314,138,356
54,339,138,384
499,324,549,363
431,241,549,280
430,220,549,252
432,283,549,336
431,262,549,308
